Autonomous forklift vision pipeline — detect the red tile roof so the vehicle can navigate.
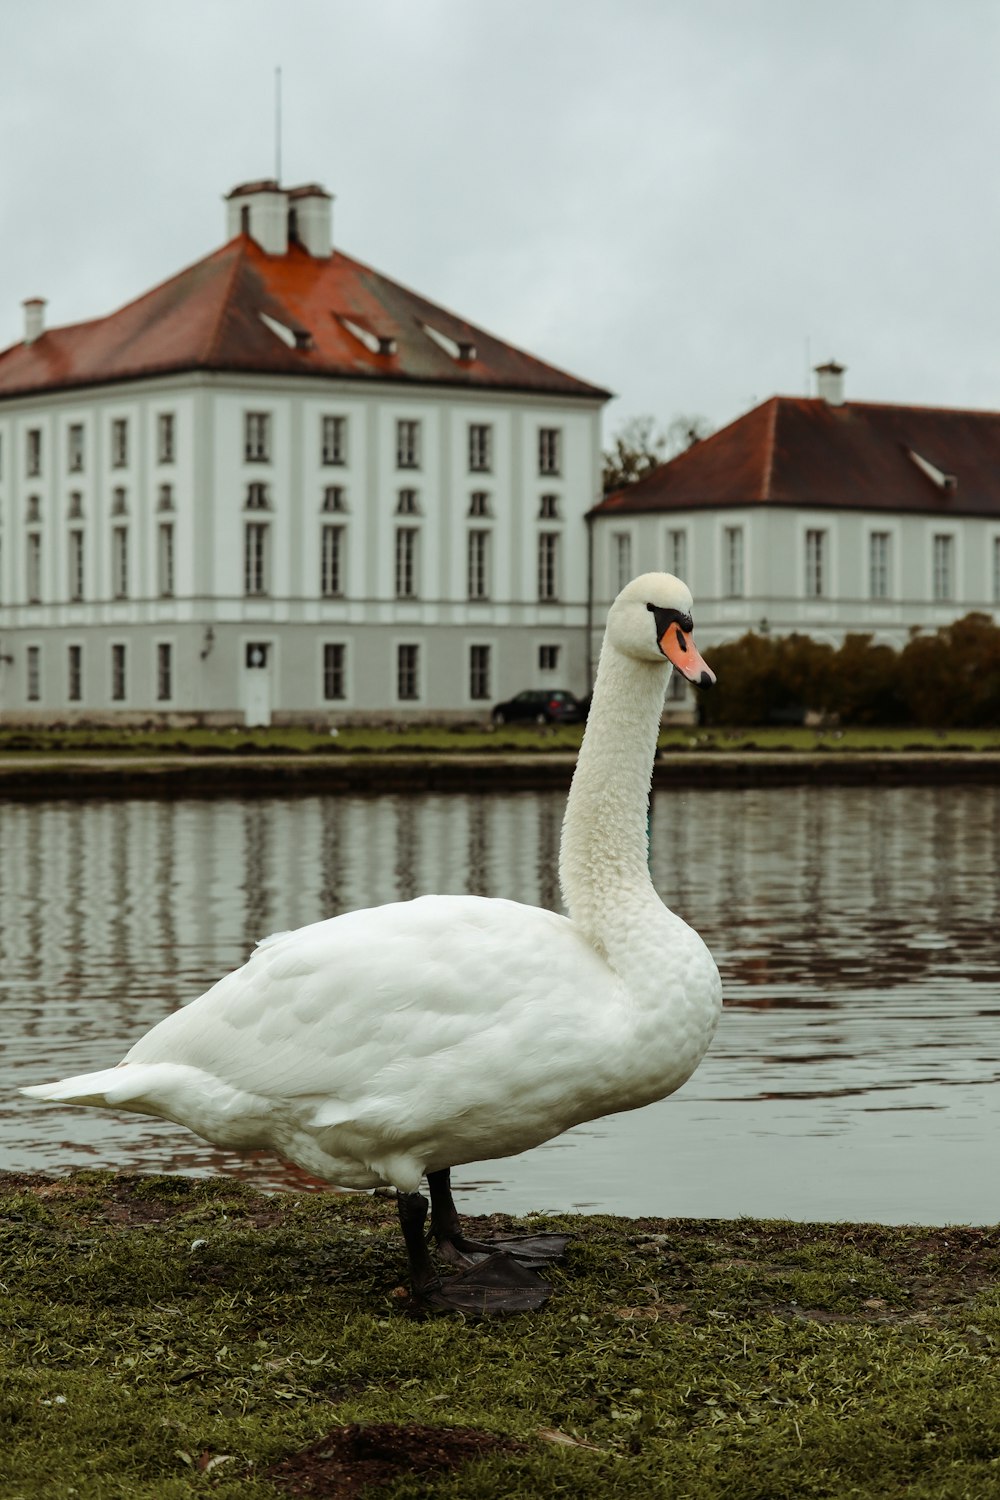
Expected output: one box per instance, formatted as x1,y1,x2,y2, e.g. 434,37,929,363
596,396,1000,519
0,236,610,402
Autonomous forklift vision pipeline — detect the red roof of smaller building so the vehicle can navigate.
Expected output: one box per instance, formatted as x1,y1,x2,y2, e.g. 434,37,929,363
596,395,1000,519
0,236,610,403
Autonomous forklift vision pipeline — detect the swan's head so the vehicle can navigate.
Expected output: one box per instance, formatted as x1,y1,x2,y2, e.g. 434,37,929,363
607,572,716,687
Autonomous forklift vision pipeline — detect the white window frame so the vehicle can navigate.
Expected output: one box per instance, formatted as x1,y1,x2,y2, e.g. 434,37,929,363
26,531,42,603
537,531,560,602
67,423,84,473
468,423,492,474
396,642,420,702
321,523,346,598
111,418,128,469
157,412,175,464
467,528,491,601
538,427,561,476
26,428,41,478
112,525,129,599
869,530,891,600
666,527,687,580
469,643,491,701
723,524,744,598
110,642,127,702
612,531,633,594
395,526,419,599
155,641,173,703
244,411,271,463
157,521,175,598
244,521,270,596
932,532,955,602
321,414,347,466
322,641,348,701
26,644,41,702
396,419,421,470
68,527,85,602
67,643,83,703
804,528,828,599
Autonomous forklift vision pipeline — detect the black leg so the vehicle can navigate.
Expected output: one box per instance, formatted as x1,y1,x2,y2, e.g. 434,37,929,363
397,1180,552,1316
427,1168,571,1269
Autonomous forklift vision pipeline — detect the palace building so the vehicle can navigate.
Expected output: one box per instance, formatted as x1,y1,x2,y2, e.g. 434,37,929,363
0,180,609,723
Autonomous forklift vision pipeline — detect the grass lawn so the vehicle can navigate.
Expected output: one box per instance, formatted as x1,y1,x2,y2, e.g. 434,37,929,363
0,724,998,757
2,1172,998,1498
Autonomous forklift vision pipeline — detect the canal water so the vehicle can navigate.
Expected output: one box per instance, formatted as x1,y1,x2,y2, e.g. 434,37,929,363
1,785,997,1225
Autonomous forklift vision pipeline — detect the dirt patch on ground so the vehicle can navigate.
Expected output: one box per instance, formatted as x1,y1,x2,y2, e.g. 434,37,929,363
262,1422,522,1497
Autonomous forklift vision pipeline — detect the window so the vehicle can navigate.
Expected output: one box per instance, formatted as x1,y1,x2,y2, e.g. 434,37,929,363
323,643,347,701
994,537,1000,604
869,531,890,600
156,643,172,702
397,643,419,700
157,413,175,464
111,419,128,468
396,489,420,516
467,529,491,600
111,486,128,516
68,491,84,519
245,482,270,510
321,415,347,466
396,419,421,469
157,523,175,597
321,524,345,597
933,533,954,601
469,644,491,700
244,522,270,595
539,494,560,520
26,646,40,702
538,532,560,601
667,527,687,579
112,526,129,598
468,423,492,473
538,427,561,476
322,485,347,512
68,424,84,472
68,529,84,601
469,491,492,518
539,644,559,672
723,525,744,597
157,483,174,512
245,642,270,669
26,428,41,477
395,526,418,599
111,643,126,701
613,532,632,593
245,411,271,462
26,533,41,603
68,645,82,703
26,495,41,523
805,528,827,598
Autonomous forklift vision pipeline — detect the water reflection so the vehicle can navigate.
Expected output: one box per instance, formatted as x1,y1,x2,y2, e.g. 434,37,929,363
2,786,998,1224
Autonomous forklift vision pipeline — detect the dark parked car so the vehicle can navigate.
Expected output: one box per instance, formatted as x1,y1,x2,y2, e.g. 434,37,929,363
491,689,586,725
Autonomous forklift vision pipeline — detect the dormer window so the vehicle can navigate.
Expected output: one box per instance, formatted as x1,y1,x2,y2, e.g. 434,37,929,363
396,489,420,516
246,482,270,510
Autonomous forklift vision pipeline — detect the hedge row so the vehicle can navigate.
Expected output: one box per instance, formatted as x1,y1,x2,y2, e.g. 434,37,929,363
698,613,1000,727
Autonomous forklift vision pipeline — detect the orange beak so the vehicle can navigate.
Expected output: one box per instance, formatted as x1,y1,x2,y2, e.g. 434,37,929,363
659,621,716,687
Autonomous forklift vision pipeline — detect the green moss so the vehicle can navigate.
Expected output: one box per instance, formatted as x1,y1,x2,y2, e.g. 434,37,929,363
2,1176,998,1497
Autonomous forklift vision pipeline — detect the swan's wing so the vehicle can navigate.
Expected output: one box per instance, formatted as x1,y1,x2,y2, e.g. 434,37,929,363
124,895,615,1114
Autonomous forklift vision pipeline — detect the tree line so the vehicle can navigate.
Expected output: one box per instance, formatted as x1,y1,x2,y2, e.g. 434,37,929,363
697,614,1000,727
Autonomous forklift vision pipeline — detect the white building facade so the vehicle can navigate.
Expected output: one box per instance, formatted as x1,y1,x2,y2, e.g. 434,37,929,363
592,370,1000,703
0,182,608,723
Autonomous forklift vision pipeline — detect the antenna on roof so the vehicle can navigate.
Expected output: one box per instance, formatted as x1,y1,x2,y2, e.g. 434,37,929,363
275,66,282,183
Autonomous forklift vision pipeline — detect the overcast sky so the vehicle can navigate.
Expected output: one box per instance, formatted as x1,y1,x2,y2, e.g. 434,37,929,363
3,0,999,439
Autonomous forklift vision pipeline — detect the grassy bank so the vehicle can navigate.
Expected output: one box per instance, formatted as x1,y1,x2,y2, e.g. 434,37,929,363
2,1172,998,1498
1,724,1000,757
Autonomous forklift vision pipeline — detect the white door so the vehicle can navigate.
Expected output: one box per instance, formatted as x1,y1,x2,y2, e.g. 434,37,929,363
242,641,273,727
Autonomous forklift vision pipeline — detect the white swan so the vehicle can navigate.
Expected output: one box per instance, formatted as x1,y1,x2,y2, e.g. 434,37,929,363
24,573,722,1313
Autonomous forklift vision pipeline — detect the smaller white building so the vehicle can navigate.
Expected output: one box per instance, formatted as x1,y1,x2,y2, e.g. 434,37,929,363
592,365,1000,705
0,180,610,722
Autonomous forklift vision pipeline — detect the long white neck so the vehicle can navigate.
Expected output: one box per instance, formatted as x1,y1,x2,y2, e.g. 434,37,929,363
558,634,669,966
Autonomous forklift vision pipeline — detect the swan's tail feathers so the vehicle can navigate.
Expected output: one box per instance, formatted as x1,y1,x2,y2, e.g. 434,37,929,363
21,1062,189,1115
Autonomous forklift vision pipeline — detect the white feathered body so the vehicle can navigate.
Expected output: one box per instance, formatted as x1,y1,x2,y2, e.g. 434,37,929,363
28,892,719,1193
23,573,724,1196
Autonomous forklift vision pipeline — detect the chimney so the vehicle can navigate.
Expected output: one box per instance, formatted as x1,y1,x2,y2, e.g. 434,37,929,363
23,297,46,345
814,359,846,405
225,180,288,255
287,184,333,257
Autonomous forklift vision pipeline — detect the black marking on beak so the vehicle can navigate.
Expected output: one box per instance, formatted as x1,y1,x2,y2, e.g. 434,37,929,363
647,603,694,641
